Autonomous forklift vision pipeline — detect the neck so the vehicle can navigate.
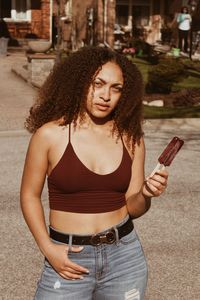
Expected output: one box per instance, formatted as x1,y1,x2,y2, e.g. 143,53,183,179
77,112,114,129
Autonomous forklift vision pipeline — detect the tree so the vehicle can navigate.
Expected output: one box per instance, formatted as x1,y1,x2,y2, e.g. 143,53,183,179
55,0,67,62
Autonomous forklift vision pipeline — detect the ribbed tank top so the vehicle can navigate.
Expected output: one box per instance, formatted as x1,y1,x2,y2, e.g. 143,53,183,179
47,125,132,213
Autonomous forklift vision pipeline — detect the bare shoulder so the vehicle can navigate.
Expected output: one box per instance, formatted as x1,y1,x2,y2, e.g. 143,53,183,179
30,120,67,149
122,135,145,160
135,136,145,152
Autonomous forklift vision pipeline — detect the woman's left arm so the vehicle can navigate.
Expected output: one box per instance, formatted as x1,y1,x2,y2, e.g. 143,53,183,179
125,137,168,218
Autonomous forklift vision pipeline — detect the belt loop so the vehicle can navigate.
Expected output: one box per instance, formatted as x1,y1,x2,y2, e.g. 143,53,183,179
68,234,73,252
113,226,120,245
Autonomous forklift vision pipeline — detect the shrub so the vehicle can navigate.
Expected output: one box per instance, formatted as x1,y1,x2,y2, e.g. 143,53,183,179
146,58,188,94
130,39,153,56
127,39,160,64
183,60,200,72
173,88,200,107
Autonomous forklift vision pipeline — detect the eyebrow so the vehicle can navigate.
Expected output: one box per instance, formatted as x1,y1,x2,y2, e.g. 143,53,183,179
95,77,123,86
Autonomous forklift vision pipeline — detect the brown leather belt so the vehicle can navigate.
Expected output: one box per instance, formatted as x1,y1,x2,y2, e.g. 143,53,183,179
49,217,134,246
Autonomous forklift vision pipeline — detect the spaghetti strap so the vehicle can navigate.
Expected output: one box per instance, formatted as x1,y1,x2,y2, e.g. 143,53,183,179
120,133,134,160
119,131,125,147
68,124,71,143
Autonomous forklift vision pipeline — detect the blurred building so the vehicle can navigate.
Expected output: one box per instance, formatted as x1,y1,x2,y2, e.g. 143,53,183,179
0,0,199,49
0,0,51,41
54,0,116,50
115,0,198,44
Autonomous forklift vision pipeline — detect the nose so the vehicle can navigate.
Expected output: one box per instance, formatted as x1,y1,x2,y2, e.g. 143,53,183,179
100,87,111,102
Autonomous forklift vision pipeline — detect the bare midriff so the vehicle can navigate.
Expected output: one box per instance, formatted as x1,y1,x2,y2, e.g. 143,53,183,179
50,205,128,235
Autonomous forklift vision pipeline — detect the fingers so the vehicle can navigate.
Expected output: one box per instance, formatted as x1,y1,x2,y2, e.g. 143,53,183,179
58,262,89,280
147,169,168,181
70,245,84,253
66,258,89,275
59,266,88,280
58,246,90,280
146,170,168,197
57,260,90,280
156,169,168,179
145,181,163,196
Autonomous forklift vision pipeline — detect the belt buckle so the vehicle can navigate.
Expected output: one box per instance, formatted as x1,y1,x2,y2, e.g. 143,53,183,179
90,230,116,246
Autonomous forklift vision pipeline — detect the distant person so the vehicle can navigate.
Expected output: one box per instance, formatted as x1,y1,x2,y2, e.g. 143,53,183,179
177,6,192,53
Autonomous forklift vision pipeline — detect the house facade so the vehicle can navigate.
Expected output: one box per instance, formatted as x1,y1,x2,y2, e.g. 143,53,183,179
0,0,115,47
0,0,51,42
0,0,199,48
115,0,197,44
54,0,115,50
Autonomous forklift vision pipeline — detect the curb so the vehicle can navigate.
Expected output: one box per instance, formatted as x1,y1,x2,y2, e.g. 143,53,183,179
143,118,200,132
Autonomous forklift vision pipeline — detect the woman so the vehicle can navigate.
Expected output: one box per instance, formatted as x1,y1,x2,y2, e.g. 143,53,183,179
177,6,192,53
20,46,168,300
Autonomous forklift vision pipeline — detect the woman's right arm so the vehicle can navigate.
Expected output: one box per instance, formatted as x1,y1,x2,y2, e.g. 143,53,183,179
20,127,89,279
20,128,51,254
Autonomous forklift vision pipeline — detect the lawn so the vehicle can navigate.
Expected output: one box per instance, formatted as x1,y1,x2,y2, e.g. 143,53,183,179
175,74,200,90
131,56,200,118
132,57,151,83
132,56,200,89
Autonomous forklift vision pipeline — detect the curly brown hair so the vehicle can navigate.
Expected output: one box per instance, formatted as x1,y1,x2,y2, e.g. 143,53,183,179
25,46,144,143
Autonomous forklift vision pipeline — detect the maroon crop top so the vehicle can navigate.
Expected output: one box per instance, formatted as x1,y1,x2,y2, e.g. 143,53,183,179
47,125,132,213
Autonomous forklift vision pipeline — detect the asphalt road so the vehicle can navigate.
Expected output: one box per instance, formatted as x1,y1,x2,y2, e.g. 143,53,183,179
0,53,200,300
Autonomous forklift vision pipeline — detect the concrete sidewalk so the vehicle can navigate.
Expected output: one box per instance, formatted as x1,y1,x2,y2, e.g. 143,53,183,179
0,52,200,300
0,52,36,131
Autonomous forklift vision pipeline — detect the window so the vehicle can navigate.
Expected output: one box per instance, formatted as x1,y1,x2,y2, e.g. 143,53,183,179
116,0,151,27
0,0,12,18
116,5,129,25
2,0,31,21
15,0,27,19
132,6,150,27
153,0,161,15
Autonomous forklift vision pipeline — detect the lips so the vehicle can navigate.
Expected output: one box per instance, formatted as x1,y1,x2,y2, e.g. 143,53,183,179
95,103,110,111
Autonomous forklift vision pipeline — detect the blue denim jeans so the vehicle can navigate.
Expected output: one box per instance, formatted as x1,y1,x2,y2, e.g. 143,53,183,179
34,216,148,300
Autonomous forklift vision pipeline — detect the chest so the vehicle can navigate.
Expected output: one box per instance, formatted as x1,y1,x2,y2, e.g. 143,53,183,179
72,135,123,175
49,129,125,176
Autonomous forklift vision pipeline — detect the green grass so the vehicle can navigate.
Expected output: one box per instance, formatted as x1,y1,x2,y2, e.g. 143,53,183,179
132,57,200,88
132,57,152,83
144,105,200,119
131,57,200,118
174,75,200,90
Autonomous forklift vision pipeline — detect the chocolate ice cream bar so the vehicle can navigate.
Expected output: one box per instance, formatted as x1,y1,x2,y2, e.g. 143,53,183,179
158,136,184,166
150,136,184,176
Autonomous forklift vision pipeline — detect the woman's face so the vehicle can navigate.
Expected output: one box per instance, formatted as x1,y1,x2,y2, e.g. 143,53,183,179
86,61,124,121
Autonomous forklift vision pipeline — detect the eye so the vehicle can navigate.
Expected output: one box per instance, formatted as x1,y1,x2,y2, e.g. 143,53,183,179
93,81,103,88
112,86,123,93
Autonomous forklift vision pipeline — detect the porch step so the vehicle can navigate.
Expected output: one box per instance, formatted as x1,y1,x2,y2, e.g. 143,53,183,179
8,46,27,54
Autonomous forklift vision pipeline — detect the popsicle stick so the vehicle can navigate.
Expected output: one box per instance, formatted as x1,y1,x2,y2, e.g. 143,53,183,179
150,163,165,177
